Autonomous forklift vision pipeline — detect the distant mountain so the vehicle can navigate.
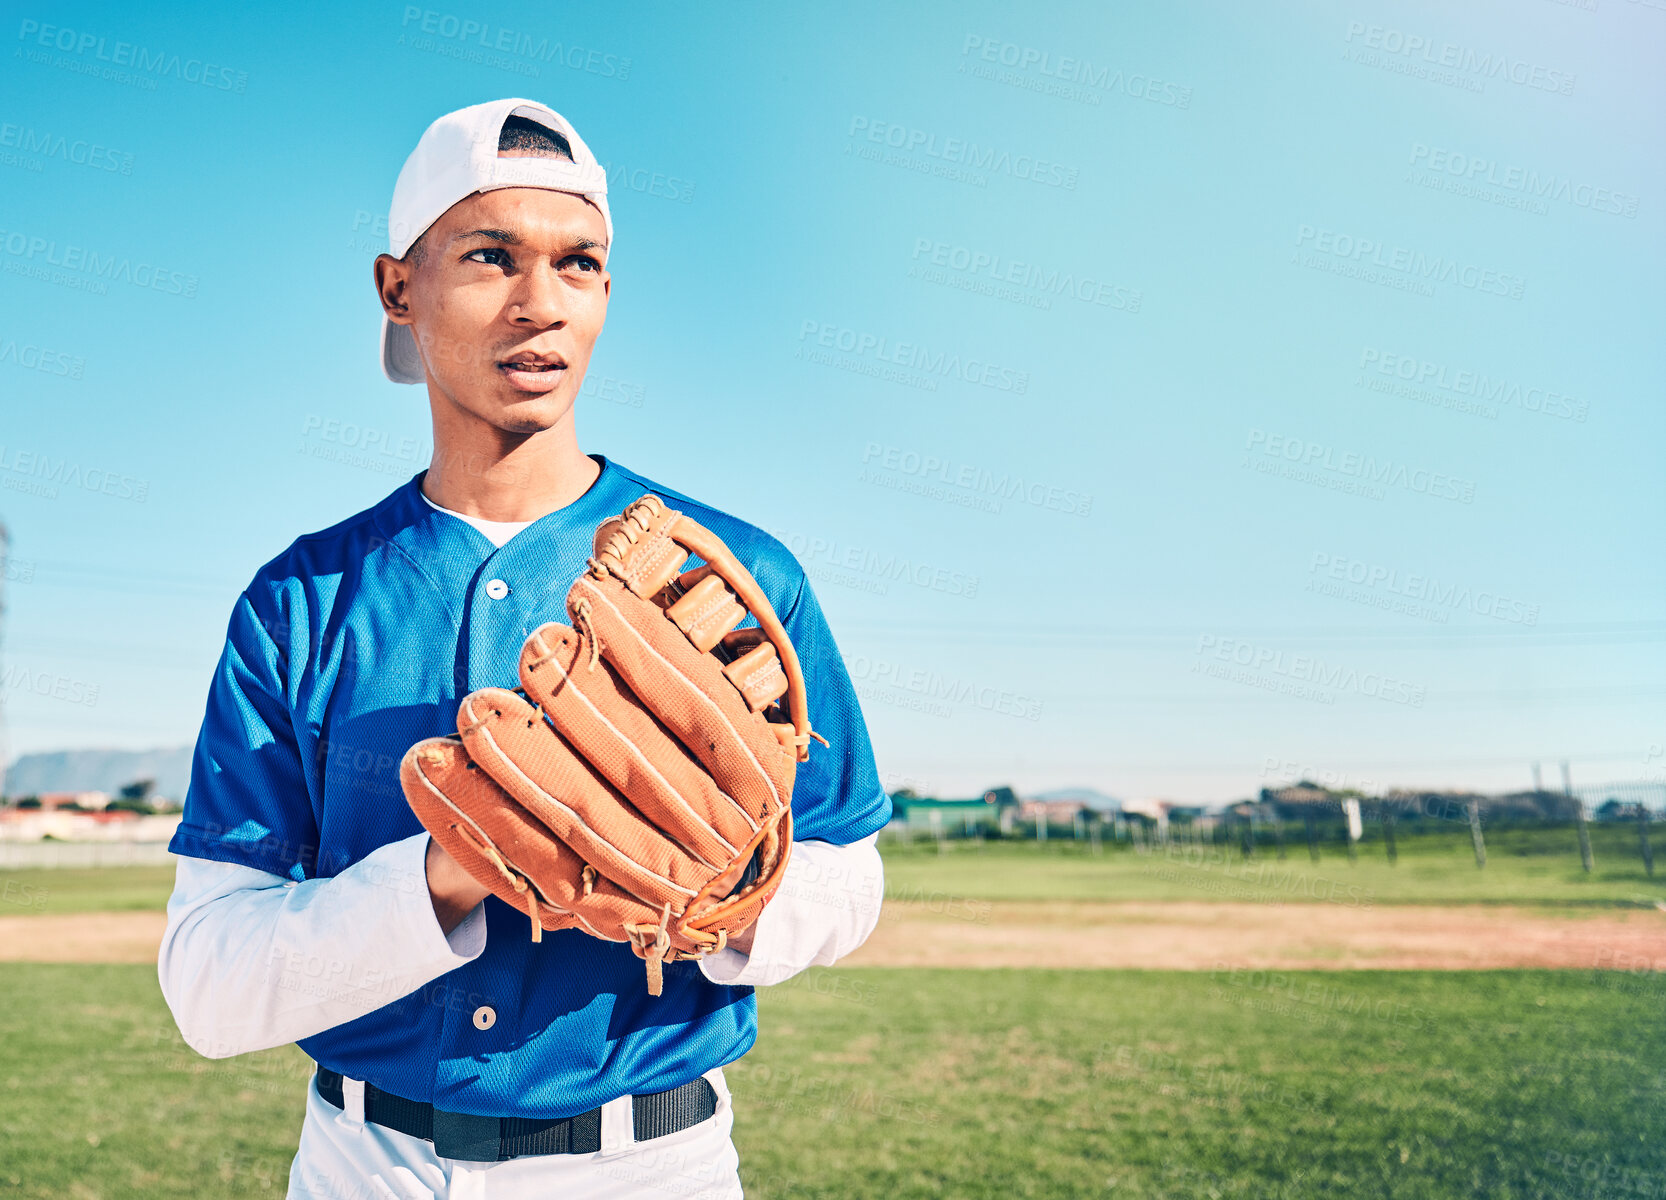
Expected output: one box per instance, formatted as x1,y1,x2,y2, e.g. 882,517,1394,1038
1031,786,1122,812
4,747,193,801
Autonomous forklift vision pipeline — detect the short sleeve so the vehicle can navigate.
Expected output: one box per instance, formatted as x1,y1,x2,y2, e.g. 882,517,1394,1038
777,573,892,845
167,590,321,880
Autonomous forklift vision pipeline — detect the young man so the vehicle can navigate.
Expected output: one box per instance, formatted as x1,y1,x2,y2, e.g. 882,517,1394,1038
158,98,891,1199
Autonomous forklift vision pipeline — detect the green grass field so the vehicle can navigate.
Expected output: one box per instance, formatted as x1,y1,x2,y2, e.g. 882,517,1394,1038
5,827,1662,919
879,826,1666,908
0,865,178,916
0,964,1659,1199
3,834,1661,1197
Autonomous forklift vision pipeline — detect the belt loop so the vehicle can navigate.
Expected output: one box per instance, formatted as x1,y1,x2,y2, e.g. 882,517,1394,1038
340,1077,366,1129
598,1092,635,1157
703,1066,730,1115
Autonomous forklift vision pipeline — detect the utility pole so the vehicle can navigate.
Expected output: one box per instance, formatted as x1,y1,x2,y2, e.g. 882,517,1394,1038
1636,797,1653,878
1341,796,1362,863
0,520,9,803
1563,761,1594,874
1466,798,1487,869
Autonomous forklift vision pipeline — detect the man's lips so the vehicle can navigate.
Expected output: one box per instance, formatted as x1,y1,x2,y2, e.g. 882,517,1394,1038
497,355,569,392
497,357,567,371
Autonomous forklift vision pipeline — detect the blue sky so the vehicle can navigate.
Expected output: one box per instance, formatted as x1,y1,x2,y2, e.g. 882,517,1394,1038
1,0,1661,802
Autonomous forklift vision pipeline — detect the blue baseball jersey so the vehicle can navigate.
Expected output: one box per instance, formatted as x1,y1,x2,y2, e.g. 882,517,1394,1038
168,455,891,1118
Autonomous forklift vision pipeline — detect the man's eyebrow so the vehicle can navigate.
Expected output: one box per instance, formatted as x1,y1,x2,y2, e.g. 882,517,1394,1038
449,228,607,253
450,228,520,246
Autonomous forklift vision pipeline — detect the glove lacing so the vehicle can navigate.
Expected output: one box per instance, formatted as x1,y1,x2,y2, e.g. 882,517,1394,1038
571,597,602,672
624,900,675,996
587,497,663,582
452,823,544,943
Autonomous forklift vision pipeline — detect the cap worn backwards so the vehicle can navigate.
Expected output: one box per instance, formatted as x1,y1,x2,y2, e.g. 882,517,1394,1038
379,98,612,385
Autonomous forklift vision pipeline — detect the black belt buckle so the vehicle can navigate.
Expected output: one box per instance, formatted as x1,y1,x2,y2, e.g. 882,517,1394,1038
432,1108,503,1162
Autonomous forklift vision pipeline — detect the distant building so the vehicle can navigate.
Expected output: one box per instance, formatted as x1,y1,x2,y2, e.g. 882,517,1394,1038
888,785,1134,836
36,791,111,811
1120,797,1169,822
892,795,1005,832
0,804,180,842
1592,798,1648,823
1017,798,1090,824
1377,789,1574,822
886,785,1019,834
1483,790,1579,821
1261,784,1337,816
1029,787,1122,815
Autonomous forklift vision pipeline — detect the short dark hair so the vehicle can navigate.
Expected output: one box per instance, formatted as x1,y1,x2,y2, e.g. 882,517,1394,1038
404,116,574,269
497,114,573,159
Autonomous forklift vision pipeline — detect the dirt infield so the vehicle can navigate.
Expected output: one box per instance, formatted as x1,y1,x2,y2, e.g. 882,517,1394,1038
848,900,1666,970
3,901,1663,970
0,911,168,963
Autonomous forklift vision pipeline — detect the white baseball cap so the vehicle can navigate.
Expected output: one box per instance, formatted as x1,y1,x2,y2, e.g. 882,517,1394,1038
380,98,613,385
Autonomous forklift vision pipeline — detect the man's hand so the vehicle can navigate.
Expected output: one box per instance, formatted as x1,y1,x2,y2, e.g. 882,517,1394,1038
425,836,491,934
426,828,756,952
726,923,757,956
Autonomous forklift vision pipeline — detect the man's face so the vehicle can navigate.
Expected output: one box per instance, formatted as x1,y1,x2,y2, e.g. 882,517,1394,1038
377,155,610,436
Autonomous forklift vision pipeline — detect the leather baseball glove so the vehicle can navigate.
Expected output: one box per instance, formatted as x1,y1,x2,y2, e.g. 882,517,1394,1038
400,494,822,995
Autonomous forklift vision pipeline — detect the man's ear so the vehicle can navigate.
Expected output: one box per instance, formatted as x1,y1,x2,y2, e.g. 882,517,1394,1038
374,253,413,325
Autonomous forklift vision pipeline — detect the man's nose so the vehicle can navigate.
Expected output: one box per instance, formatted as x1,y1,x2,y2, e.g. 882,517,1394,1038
509,264,566,327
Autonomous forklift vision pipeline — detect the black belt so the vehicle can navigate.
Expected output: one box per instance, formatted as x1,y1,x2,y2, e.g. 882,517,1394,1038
314,1066,718,1161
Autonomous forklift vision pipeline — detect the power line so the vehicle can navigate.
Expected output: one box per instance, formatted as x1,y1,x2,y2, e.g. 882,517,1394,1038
842,619,1666,649
1055,683,1666,705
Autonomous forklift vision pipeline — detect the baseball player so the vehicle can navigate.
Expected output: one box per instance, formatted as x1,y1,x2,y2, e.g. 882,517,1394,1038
157,98,891,1199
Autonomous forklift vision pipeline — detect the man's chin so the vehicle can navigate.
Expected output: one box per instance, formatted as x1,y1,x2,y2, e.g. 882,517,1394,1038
462,381,574,434
493,404,567,435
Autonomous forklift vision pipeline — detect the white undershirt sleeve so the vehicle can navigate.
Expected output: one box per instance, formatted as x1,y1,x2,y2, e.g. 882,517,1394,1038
159,828,883,1057
157,831,486,1060
696,833,884,988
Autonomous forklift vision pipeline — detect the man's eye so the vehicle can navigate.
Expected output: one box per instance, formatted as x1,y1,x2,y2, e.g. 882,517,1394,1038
466,247,510,266
567,256,601,273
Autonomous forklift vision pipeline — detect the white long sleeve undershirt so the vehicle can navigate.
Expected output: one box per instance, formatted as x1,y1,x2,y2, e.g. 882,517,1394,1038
156,831,883,1061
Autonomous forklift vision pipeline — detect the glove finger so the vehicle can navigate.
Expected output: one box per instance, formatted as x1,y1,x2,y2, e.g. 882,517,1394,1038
520,622,758,861
403,738,699,950
400,736,579,934
458,687,706,912
716,628,792,713
659,566,746,651
568,570,797,830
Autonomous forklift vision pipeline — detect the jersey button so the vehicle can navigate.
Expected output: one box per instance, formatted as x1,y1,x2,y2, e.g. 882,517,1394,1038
484,579,510,601
472,1005,497,1031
